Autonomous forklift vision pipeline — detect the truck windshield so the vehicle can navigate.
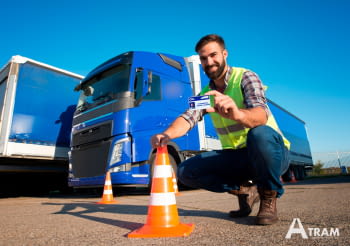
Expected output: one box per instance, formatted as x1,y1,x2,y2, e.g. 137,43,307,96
76,64,130,112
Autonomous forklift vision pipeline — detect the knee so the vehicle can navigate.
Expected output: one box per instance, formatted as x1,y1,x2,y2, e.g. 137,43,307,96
177,159,200,186
177,161,192,185
247,125,275,144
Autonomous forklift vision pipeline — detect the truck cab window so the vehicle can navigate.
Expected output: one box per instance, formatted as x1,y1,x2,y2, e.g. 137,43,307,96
77,64,130,111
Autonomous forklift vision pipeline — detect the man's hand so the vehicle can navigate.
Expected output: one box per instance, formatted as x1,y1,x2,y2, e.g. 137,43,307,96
149,117,192,149
150,133,170,148
205,90,243,121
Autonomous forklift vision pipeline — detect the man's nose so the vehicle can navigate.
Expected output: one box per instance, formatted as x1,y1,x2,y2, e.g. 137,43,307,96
207,56,214,66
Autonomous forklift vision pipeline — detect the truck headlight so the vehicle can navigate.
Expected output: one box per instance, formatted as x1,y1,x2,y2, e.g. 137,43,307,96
68,151,74,178
109,163,131,173
110,137,130,165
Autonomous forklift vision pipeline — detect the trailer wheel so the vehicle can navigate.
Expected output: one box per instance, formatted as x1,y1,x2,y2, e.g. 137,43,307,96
297,166,305,180
282,167,292,182
148,151,178,192
292,166,300,180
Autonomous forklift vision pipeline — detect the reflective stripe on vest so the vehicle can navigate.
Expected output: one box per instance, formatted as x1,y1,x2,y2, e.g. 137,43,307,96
216,124,245,135
201,67,290,150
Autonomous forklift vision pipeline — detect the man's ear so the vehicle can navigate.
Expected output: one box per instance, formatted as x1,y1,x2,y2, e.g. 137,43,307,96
223,49,228,59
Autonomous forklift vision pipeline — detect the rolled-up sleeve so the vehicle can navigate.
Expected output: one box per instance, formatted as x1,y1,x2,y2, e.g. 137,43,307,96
180,108,206,130
241,71,269,115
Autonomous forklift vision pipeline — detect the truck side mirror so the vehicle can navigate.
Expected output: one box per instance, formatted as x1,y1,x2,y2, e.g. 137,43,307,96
135,68,153,103
83,86,94,96
142,70,153,97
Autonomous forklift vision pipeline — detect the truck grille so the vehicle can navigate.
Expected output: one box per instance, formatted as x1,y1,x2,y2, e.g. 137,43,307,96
71,139,112,178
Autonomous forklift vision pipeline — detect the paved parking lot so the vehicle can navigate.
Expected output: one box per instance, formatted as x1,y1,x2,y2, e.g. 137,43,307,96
0,175,349,246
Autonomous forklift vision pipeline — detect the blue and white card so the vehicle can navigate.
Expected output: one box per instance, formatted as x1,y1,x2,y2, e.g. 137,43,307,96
188,95,212,110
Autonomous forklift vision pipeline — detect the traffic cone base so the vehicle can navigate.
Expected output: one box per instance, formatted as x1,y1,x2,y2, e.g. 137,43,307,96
96,200,118,204
128,223,194,238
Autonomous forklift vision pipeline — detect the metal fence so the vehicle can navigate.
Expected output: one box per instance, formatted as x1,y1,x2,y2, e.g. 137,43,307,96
312,151,350,168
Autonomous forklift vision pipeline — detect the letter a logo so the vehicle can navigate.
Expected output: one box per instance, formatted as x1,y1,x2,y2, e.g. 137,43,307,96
285,218,308,239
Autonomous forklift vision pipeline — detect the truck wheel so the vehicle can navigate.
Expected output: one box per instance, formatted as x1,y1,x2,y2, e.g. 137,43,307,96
148,151,178,192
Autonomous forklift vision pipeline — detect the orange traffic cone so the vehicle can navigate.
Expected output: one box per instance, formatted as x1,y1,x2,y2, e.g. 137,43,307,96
280,176,284,184
96,171,118,204
290,171,297,183
128,146,194,238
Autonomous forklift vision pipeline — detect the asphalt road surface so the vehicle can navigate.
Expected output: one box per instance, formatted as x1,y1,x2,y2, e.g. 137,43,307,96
0,175,349,246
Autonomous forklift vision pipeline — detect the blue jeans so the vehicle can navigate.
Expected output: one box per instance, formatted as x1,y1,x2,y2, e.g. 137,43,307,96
177,126,290,197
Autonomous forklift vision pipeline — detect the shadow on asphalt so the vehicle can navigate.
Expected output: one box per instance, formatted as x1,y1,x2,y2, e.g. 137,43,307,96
283,175,350,186
43,199,256,233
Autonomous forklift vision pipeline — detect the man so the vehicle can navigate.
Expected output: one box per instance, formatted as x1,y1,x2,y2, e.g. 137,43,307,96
150,34,290,225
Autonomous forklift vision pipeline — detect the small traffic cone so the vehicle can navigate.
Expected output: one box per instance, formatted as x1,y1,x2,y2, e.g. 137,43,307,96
128,146,194,238
280,176,284,184
96,171,118,204
290,171,297,183
171,167,180,196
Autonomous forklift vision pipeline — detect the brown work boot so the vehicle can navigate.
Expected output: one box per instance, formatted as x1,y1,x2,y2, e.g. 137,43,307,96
256,189,278,225
228,184,260,218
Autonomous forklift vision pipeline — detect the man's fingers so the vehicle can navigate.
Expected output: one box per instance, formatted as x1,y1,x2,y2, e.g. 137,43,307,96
204,90,236,119
160,139,167,147
151,134,165,148
206,107,216,113
151,136,159,148
151,133,170,148
205,90,222,97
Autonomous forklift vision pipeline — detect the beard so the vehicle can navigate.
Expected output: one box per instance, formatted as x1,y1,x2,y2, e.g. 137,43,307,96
204,58,226,80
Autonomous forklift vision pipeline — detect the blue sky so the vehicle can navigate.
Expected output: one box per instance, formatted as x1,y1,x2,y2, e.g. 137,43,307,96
1,0,349,153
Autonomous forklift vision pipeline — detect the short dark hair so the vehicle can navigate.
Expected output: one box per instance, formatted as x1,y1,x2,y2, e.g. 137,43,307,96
195,34,226,52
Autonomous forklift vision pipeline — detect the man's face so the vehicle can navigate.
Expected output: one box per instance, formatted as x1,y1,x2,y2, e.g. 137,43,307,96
198,42,228,80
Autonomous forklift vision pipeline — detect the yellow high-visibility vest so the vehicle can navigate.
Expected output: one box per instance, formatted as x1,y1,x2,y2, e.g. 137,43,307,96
201,67,290,149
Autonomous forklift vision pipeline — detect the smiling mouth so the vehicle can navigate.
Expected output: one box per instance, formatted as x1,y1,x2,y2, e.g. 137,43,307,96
206,65,218,72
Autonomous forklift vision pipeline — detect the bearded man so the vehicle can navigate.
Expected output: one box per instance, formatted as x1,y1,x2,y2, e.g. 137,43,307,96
150,34,290,225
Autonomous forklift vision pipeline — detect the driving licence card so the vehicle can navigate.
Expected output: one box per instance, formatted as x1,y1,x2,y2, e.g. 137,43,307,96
188,95,212,110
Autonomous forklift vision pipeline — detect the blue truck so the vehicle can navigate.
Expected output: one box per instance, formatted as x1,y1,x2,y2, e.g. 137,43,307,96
0,55,83,192
69,51,313,188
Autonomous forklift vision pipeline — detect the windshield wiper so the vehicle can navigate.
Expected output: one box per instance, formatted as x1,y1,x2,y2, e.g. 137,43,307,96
93,93,114,105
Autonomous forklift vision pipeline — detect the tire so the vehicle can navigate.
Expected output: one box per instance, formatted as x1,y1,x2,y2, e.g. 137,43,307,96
282,167,292,182
298,166,305,180
294,166,304,181
293,166,300,180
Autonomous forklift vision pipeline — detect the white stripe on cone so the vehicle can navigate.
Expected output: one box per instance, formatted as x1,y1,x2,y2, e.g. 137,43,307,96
104,180,112,185
103,190,113,195
153,165,172,178
149,192,176,206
